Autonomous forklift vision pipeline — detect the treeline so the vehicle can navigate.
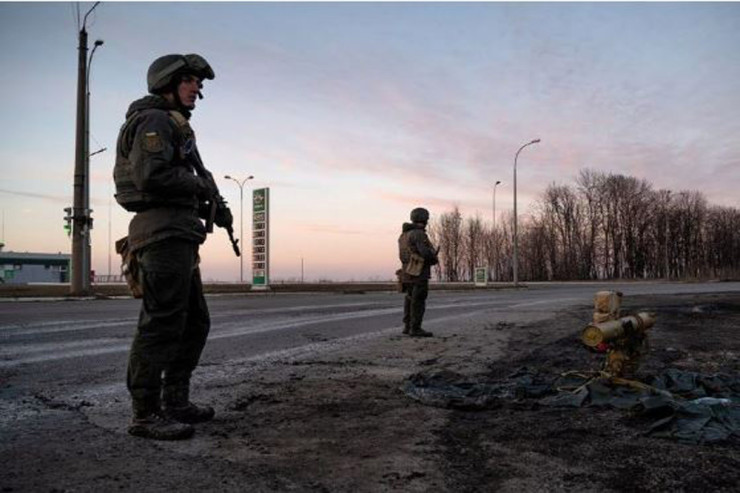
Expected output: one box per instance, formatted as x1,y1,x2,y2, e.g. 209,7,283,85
427,169,740,282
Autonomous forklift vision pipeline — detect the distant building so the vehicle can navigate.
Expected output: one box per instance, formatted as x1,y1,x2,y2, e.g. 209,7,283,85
0,245,70,284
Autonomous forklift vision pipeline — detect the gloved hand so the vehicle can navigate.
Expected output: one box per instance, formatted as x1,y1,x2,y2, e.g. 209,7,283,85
215,203,233,229
196,177,218,200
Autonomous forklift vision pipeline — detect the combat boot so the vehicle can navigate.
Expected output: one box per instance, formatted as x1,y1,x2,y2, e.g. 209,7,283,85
128,410,195,440
409,328,433,338
402,324,411,335
163,386,215,424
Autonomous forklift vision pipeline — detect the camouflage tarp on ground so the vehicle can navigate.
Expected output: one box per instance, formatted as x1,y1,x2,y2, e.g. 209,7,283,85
400,369,515,410
401,368,740,444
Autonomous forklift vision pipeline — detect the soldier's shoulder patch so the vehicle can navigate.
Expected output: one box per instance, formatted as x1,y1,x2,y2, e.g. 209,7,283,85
142,132,164,153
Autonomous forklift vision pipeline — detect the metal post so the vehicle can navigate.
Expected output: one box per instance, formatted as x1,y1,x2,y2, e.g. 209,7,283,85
107,180,111,278
513,139,540,288
83,40,103,287
83,53,91,288
492,180,501,281
70,2,100,295
225,175,254,283
239,184,244,283
664,191,671,280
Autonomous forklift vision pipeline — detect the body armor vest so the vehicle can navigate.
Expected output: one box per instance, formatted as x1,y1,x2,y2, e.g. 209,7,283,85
114,110,196,212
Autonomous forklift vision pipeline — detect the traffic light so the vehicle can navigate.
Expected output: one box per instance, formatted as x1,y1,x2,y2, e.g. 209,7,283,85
64,207,73,237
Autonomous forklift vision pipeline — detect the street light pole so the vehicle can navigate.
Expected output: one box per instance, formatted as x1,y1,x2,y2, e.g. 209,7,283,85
492,180,501,281
108,179,112,278
83,39,104,287
71,1,100,295
664,190,671,280
492,180,501,230
513,138,540,288
224,175,254,283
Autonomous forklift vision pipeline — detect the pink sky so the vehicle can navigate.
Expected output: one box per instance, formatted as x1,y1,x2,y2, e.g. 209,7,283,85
1,3,738,281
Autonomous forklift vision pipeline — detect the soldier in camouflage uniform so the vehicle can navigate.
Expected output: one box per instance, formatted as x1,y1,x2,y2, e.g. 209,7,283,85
398,208,439,337
114,54,233,440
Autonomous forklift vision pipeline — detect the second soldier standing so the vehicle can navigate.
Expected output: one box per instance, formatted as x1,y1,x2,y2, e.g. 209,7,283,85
398,208,439,337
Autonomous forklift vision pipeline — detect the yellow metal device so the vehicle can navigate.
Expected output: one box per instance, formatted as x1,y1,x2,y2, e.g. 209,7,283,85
581,312,656,377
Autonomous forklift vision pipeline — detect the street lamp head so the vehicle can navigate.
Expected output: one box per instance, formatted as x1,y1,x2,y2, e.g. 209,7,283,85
247,175,254,180
495,180,501,185
94,39,104,47
531,138,541,144
224,175,232,180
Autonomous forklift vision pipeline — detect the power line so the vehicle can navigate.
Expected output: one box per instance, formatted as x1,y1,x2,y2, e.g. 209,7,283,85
91,132,104,150
0,188,71,203
69,2,79,34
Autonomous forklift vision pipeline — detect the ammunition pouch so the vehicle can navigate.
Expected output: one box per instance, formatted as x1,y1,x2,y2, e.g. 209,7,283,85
115,236,143,299
403,253,425,277
114,156,153,212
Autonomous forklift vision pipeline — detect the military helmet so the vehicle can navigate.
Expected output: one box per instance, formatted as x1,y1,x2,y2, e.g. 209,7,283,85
147,53,215,94
410,207,430,223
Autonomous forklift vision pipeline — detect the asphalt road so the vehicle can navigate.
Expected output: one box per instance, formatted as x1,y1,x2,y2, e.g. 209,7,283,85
2,280,740,493
2,281,739,405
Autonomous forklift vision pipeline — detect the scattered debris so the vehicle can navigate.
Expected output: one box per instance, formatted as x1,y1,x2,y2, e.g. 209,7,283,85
402,291,740,444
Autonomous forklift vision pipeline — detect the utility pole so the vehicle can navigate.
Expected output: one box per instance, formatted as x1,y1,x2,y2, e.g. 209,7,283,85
71,1,100,295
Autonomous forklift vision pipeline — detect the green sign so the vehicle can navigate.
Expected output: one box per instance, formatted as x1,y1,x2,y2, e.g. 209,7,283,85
252,188,270,288
253,188,266,213
474,267,488,287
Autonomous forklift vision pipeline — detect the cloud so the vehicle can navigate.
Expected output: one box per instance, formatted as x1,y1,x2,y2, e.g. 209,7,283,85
375,190,474,213
299,224,366,236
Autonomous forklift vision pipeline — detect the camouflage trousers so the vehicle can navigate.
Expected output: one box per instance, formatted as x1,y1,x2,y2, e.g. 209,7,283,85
126,239,210,416
402,280,429,331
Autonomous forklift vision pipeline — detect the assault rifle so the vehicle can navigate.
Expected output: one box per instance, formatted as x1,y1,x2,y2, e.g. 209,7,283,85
203,195,240,257
217,196,241,257
193,148,240,257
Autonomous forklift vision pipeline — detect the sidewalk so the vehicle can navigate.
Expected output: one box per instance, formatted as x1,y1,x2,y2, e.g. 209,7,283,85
0,281,518,299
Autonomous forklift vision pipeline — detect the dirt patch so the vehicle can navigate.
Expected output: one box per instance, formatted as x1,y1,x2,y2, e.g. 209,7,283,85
211,292,739,492
199,292,740,491
433,293,740,492
1,292,738,491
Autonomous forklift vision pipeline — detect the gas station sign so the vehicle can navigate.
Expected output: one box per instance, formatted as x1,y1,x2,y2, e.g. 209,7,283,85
474,267,488,287
252,188,269,289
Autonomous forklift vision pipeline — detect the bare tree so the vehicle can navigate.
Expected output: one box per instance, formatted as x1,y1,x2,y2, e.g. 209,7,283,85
497,212,515,281
463,215,486,281
704,205,740,279
538,183,584,279
429,169,738,282
429,206,464,281
576,170,603,279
